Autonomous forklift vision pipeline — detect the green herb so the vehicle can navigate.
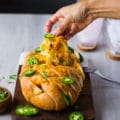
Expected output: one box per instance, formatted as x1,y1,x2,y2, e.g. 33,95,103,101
41,71,48,80
69,111,84,120
61,77,74,85
27,56,40,67
68,46,74,53
2,76,5,79
0,76,5,81
79,53,84,62
16,105,39,116
8,81,14,84
35,47,43,52
9,74,17,80
61,92,71,106
44,65,48,69
44,33,55,38
0,90,8,101
8,81,15,84
24,69,36,77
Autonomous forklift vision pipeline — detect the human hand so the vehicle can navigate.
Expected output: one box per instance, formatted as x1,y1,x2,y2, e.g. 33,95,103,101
45,0,94,39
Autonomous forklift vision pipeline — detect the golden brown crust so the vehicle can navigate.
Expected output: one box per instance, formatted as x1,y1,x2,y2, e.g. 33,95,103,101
78,44,96,51
19,35,85,111
107,49,120,60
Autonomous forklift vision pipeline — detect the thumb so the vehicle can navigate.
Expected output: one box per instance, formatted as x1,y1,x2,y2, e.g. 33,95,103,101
55,18,71,36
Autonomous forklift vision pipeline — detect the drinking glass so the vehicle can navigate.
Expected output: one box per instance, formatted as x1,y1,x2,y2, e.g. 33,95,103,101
77,18,104,51
106,19,120,60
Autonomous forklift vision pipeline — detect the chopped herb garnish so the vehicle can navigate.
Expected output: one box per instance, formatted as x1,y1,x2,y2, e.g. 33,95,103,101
2,76,5,79
8,81,15,84
40,71,48,80
27,56,40,67
61,92,71,106
35,47,43,52
0,90,8,101
9,74,17,80
44,65,48,69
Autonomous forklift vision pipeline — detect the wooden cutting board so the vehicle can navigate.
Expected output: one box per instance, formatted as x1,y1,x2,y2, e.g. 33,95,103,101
11,65,95,120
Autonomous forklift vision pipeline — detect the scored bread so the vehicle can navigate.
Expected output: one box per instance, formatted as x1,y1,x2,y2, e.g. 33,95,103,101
19,34,85,111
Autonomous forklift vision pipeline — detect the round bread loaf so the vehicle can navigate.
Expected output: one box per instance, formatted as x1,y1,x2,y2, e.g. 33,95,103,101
19,35,85,111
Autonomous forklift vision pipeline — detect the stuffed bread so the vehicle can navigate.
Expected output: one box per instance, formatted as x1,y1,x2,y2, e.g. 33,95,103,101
19,34,85,111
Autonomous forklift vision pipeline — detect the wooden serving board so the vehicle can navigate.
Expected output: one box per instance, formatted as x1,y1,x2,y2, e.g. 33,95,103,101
11,65,95,120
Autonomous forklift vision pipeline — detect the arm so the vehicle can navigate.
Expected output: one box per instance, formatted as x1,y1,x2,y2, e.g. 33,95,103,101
45,0,120,39
88,0,120,19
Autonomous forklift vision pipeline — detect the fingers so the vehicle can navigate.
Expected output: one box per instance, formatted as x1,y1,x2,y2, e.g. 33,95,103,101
45,12,63,33
45,14,58,33
65,16,94,39
64,23,80,39
77,15,94,31
55,18,71,36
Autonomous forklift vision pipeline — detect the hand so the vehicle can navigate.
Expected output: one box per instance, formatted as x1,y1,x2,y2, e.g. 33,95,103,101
45,1,94,39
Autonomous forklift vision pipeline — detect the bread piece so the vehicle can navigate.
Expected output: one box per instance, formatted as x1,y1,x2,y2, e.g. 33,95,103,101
19,35,85,111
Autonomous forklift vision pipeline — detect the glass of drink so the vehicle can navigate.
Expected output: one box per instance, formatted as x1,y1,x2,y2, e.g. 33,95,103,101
106,19,120,60
77,18,104,51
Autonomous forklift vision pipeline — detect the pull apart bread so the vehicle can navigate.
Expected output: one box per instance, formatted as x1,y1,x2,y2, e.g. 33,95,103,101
19,34,85,111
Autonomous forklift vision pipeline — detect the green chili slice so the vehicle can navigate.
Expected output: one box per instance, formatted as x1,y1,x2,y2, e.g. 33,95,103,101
35,47,43,52
61,92,71,106
0,91,8,101
61,77,74,84
24,69,36,77
79,53,84,62
16,105,39,116
69,111,84,120
44,33,55,38
68,46,74,53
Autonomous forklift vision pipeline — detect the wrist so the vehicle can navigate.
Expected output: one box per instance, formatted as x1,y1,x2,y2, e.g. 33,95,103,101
75,0,93,21
87,0,120,19
86,0,98,19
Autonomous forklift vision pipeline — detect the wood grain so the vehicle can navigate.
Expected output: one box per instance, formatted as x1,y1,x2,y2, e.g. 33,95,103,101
11,65,95,120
